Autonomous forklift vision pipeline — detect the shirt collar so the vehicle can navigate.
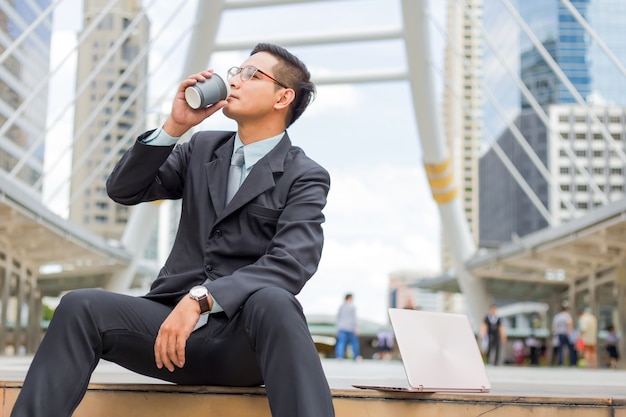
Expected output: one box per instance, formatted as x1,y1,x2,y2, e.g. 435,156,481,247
233,132,285,170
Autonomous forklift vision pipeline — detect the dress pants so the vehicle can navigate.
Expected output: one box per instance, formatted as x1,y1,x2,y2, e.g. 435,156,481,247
11,287,335,417
486,336,501,365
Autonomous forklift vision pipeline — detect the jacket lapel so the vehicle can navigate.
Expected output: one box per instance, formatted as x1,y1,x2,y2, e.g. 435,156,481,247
217,133,291,222
206,137,235,217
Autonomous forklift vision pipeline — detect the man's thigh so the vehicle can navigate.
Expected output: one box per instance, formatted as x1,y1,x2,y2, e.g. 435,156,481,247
76,290,172,376
166,312,263,386
87,291,262,387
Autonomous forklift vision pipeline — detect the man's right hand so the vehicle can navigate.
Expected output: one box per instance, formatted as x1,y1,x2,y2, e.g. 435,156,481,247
162,70,228,138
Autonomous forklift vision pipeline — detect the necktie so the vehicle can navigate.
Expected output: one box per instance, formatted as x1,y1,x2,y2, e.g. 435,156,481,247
225,147,245,205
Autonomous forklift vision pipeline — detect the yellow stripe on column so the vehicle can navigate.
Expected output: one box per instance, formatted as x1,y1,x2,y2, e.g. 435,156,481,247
425,158,457,204
424,157,451,175
431,188,457,204
428,173,454,189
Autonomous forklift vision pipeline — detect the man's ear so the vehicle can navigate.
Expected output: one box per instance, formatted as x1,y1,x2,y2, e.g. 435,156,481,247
274,89,295,110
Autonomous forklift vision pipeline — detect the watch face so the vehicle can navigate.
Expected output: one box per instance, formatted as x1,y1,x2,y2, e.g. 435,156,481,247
190,286,207,298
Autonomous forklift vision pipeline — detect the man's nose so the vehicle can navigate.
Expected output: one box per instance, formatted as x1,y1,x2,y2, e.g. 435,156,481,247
229,76,241,88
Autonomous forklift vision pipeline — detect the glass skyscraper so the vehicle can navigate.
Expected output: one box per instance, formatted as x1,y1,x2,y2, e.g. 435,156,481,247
0,0,52,188
518,0,626,107
479,0,626,243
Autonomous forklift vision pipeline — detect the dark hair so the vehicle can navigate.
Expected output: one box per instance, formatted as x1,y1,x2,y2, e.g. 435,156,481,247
250,43,316,127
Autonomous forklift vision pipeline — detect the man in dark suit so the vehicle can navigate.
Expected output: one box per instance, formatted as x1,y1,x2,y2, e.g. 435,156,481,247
12,43,335,417
480,304,506,366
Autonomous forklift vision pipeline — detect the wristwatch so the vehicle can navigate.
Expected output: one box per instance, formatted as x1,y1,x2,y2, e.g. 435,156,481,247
189,285,211,315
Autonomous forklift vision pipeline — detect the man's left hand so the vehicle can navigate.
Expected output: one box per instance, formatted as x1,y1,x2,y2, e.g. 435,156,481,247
154,296,200,372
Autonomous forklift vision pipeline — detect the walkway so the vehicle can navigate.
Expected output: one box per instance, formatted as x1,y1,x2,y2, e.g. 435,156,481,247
1,356,624,399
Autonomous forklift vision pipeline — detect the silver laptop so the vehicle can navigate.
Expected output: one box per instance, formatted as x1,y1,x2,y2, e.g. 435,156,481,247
353,308,490,393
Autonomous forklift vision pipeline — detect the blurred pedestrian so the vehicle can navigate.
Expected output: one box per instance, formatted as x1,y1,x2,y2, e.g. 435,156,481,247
374,328,394,360
578,308,598,368
480,304,506,365
552,304,576,366
525,333,541,366
512,339,525,365
605,325,619,369
335,293,361,361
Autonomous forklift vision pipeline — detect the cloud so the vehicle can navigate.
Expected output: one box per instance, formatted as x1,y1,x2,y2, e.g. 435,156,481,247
305,84,363,118
43,30,78,214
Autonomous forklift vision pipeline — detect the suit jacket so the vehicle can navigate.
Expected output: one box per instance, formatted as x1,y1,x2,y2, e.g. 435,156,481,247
106,130,330,318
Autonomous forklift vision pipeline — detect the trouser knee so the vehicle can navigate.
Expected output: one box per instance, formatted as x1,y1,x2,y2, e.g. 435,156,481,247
53,288,103,320
242,287,308,339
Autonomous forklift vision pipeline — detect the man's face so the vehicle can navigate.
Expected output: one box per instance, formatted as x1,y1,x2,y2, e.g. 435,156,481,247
222,52,284,123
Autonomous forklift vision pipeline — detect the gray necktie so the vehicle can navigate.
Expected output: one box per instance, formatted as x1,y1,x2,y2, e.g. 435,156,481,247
225,147,245,205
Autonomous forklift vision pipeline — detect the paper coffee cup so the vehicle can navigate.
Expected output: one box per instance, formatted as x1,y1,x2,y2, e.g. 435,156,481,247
184,73,230,109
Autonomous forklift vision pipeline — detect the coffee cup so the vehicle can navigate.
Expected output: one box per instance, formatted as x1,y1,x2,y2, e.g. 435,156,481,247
184,73,230,109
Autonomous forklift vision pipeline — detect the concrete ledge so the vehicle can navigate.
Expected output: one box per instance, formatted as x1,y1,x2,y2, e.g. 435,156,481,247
3,381,625,417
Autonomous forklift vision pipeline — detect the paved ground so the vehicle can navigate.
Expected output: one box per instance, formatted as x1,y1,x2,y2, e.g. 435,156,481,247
1,356,624,399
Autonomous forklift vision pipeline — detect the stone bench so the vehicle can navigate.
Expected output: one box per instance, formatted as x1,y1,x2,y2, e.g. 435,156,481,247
3,380,626,417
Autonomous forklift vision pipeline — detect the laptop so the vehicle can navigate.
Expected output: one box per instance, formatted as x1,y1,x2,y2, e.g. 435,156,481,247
353,308,490,393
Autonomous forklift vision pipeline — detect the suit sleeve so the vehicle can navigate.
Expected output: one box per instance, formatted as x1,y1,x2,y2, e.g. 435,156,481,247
106,132,191,204
206,164,331,318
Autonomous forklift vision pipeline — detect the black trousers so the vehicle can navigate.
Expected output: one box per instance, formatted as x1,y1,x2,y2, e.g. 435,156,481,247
486,336,500,365
11,287,334,417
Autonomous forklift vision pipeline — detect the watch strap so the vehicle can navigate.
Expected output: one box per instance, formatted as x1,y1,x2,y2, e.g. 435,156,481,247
197,295,211,315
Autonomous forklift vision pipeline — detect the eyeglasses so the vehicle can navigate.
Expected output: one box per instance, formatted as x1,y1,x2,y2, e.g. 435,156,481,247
227,65,288,89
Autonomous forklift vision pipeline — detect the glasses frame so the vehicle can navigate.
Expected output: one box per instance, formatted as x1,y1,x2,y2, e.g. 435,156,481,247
227,66,289,89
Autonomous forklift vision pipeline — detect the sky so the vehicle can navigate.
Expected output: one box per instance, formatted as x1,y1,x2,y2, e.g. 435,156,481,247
43,0,448,325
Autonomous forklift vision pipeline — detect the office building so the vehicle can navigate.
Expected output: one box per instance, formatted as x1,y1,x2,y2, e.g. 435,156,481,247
441,0,483,267
69,0,150,240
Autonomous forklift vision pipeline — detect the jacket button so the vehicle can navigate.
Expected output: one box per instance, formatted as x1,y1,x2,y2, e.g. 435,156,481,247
205,265,213,273
213,229,222,238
